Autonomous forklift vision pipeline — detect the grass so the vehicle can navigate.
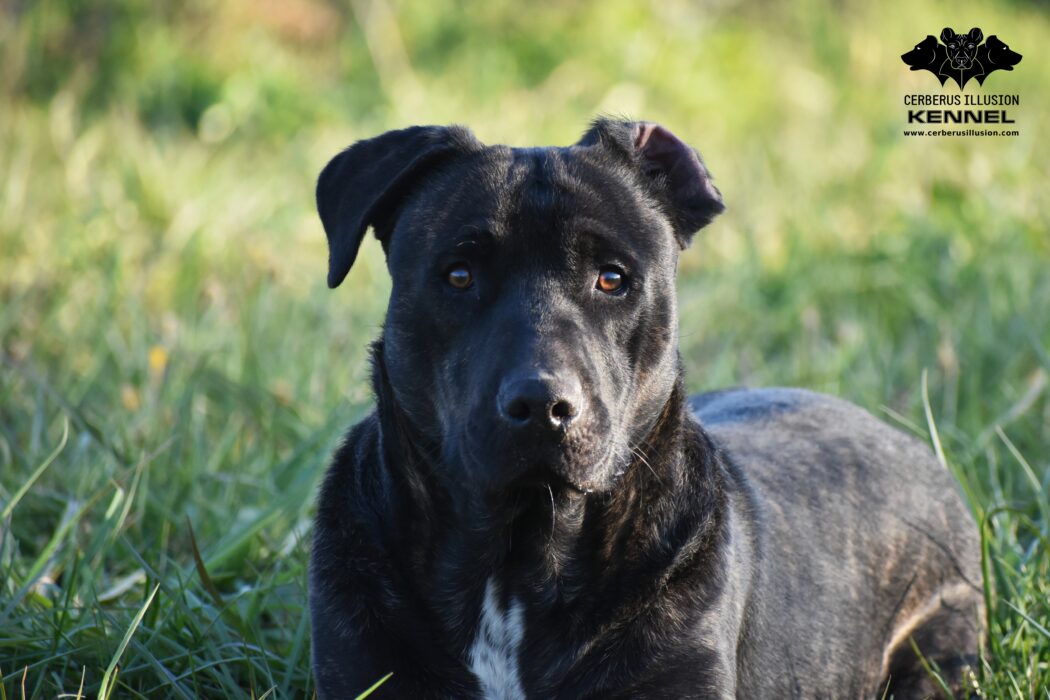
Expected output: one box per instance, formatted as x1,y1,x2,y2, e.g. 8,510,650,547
1,0,1048,697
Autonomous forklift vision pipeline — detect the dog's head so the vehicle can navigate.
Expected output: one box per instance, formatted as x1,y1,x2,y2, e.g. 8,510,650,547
901,35,944,70
317,119,723,501
981,35,1022,71
941,27,982,69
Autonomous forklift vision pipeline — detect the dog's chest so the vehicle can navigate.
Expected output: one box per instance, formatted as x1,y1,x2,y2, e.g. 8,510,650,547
468,578,527,700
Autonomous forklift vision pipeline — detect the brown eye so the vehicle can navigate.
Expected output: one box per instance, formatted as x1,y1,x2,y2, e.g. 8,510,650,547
596,268,625,294
447,264,473,289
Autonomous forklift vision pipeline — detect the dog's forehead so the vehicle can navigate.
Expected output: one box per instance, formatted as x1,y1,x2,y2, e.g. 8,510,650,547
397,143,670,254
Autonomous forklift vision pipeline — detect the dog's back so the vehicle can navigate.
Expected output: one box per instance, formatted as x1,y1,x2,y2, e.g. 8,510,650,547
692,388,984,697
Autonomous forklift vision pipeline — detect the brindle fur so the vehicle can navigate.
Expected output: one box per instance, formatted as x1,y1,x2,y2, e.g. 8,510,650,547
309,119,983,699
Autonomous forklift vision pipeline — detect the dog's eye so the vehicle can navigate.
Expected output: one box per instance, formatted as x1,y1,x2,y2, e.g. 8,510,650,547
446,264,473,290
596,267,626,294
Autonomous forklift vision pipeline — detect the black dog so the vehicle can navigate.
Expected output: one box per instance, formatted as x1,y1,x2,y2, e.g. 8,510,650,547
939,27,985,89
901,35,949,86
976,35,1023,85
309,119,983,699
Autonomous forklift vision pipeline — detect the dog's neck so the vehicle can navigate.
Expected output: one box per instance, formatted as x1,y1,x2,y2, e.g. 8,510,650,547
367,341,728,649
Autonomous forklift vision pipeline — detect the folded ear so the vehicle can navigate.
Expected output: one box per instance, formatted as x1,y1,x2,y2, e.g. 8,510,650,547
578,118,725,247
317,125,479,288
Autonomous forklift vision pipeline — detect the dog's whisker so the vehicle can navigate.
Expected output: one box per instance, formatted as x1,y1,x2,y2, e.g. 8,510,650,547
545,483,556,547
629,442,667,489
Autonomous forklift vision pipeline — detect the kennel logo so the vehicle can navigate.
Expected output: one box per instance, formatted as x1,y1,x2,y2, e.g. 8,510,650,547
900,27,1023,136
901,27,1022,89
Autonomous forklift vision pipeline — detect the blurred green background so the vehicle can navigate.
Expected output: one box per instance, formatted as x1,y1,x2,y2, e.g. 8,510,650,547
1,0,1048,696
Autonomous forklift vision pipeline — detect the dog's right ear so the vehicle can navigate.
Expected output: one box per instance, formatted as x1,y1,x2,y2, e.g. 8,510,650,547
317,125,479,288
940,27,956,44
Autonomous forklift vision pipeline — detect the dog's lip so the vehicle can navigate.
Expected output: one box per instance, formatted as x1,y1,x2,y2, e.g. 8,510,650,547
509,465,586,495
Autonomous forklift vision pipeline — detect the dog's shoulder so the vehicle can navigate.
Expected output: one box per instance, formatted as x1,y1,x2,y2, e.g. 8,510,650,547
316,411,385,521
312,411,401,599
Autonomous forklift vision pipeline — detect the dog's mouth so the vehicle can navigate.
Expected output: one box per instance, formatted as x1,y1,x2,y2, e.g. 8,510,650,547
509,464,586,496
496,464,593,524
451,427,623,508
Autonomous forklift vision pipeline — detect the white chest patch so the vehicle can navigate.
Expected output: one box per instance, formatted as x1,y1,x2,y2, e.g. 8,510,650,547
468,578,527,700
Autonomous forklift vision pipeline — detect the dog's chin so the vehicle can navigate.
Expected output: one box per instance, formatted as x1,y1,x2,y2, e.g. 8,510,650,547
506,466,586,506
477,447,619,503
494,454,619,522
445,433,624,513
508,457,612,496
515,444,626,499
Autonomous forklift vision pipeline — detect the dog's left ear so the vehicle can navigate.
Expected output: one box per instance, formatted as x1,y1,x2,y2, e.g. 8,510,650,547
968,27,983,44
578,119,725,247
317,125,480,288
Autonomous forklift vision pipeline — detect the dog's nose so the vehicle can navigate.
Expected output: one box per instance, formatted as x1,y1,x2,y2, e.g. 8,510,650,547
498,374,582,433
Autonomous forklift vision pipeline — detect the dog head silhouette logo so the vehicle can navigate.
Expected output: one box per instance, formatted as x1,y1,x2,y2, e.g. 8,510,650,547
980,35,1023,81
901,35,949,86
901,27,1022,89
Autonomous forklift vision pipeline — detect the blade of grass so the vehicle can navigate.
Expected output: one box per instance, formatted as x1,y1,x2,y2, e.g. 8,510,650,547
921,369,948,468
355,672,392,700
185,517,224,609
0,497,95,623
908,637,954,699
995,426,1050,529
1,417,68,521
921,370,979,510
278,576,311,698
98,584,160,700
1003,600,1050,641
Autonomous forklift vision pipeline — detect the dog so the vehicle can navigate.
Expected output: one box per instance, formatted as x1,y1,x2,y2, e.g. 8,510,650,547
900,35,949,86
939,27,986,88
976,35,1023,85
309,119,984,699
942,27,982,71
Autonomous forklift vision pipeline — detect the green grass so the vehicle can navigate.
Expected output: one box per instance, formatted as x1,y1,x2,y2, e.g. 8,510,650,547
1,0,1048,697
